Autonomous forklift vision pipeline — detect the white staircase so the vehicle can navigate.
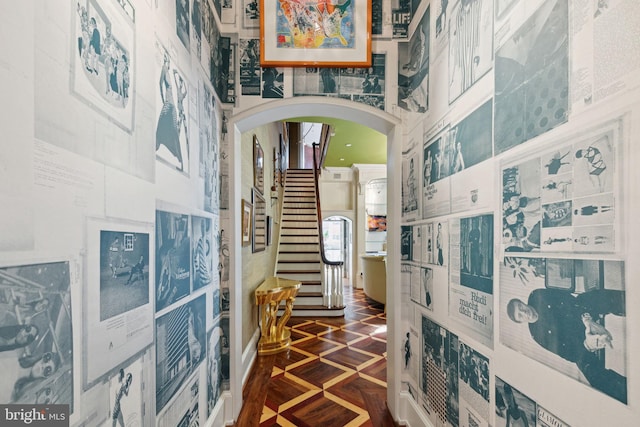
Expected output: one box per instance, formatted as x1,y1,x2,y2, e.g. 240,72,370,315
276,169,345,316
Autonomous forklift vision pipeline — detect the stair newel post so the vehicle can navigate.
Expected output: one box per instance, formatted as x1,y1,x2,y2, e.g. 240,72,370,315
321,264,329,307
334,264,344,307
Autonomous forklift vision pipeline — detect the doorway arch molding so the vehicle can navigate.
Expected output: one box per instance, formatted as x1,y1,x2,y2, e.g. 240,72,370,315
228,97,403,422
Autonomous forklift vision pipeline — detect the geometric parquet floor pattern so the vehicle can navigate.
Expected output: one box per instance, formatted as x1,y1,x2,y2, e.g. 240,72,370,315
238,286,396,426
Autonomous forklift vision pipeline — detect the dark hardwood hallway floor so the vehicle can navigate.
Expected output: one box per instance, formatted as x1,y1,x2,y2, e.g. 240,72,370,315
233,285,399,426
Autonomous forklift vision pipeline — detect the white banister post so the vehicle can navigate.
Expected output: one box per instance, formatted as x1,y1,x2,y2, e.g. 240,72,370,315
321,264,328,306
336,264,343,307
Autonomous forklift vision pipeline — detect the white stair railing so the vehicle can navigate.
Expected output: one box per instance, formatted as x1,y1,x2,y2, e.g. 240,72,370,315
312,143,344,310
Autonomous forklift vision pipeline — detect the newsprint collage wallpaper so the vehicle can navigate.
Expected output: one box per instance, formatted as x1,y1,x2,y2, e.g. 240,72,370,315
399,0,639,426
1,0,640,426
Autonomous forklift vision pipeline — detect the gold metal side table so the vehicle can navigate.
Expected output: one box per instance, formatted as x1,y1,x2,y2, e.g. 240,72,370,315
254,277,301,355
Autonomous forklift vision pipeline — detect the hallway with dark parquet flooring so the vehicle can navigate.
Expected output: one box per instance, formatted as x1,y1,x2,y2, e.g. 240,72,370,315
234,285,398,426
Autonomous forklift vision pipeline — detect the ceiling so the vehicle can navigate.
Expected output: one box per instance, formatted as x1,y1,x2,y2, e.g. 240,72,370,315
288,117,387,167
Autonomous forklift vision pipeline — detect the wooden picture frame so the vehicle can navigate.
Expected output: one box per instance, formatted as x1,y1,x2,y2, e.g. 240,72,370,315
266,215,273,246
242,199,253,246
259,0,372,67
252,189,266,253
253,135,264,195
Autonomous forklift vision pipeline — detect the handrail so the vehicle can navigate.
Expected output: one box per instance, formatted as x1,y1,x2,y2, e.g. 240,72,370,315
312,142,343,267
317,124,332,172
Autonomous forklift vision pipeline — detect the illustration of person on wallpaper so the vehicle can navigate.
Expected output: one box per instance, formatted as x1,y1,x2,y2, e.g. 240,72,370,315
156,52,185,171
506,287,627,403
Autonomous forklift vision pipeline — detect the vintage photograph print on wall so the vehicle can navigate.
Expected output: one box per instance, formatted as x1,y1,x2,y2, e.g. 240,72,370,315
72,0,135,131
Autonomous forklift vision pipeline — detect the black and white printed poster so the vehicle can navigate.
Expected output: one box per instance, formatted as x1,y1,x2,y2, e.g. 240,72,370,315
209,17,233,103
261,68,284,99
190,0,202,60
157,371,200,426
501,120,620,254
500,256,627,404
423,100,493,219
239,38,261,96
433,0,451,57
243,0,259,28
176,0,190,50
219,315,231,391
212,0,235,23
197,0,212,79
99,231,150,320
191,215,213,291
448,0,493,103
155,294,206,413
422,130,453,219
293,54,387,110
447,99,493,175
211,0,222,20
372,0,383,35
435,0,449,39
0,261,73,409
156,210,191,312
207,324,224,416
449,214,494,347
155,42,191,174
398,6,429,113
85,219,154,386
421,316,490,427
198,80,213,178
402,144,420,218
294,67,339,95
194,0,235,102
72,0,135,131
448,99,494,213
105,357,143,427
401,328,420,399
199,80,220,214
410,266,433,310
424,221,448,267
495,377,570,427
392,4,411,39
211,213,222,292
494,0,569,154
392,0,422,38
219,214,231,303
401,226,413,261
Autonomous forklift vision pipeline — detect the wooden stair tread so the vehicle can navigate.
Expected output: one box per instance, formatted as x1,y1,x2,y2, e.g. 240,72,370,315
279,242,319,244
276,270,321,274
287,305,346,310
277,259,320,263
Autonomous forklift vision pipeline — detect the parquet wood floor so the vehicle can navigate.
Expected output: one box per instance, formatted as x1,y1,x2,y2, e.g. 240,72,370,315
233,286,399,427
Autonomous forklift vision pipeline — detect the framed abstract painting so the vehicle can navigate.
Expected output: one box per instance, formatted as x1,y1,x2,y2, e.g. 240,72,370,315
260,0,372,67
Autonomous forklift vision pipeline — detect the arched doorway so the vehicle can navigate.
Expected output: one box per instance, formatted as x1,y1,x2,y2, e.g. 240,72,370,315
227,97,402,420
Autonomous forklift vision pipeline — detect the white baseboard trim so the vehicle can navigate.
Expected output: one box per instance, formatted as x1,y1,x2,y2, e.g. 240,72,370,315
202,391,231,427
399,391,435,427
242,328,260,386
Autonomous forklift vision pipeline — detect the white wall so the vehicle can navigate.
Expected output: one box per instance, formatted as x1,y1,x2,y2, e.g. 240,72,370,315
1,1,229,425
239,122,281,350
395,1,640,427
